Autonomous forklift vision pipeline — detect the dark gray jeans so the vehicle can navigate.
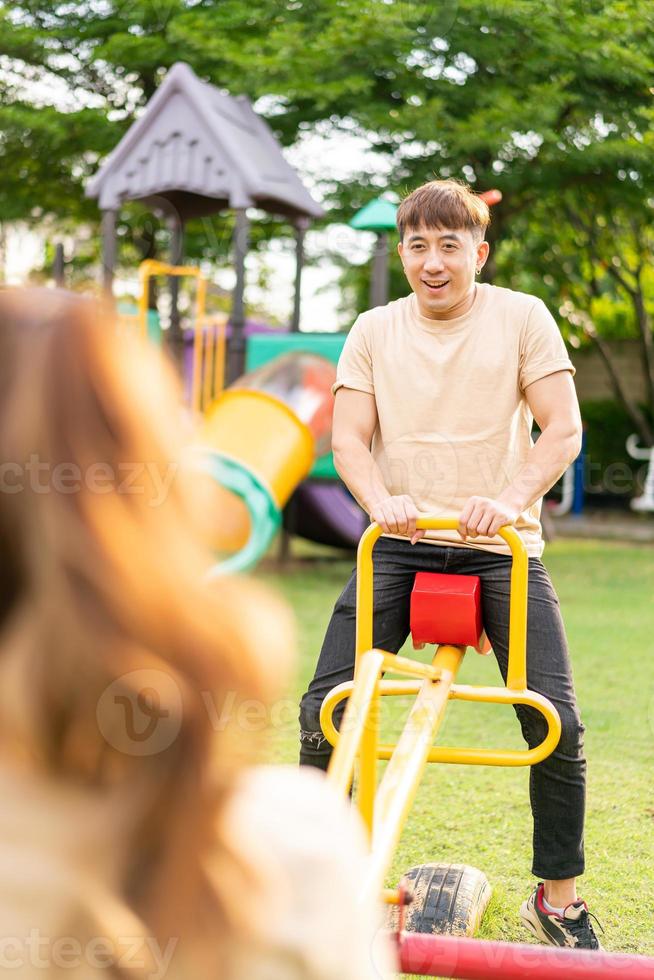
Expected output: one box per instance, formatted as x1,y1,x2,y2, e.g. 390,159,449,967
299,537,586,880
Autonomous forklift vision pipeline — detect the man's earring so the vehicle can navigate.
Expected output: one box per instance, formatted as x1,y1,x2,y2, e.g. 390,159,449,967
476,267,482,275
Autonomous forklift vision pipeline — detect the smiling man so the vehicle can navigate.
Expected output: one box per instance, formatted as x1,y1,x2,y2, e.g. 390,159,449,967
298,179,602,951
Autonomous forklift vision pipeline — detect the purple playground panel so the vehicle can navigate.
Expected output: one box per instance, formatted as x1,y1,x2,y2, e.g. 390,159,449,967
284,481,368,550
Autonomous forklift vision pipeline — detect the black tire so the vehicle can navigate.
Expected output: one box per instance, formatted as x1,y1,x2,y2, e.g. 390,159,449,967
389,863,491,936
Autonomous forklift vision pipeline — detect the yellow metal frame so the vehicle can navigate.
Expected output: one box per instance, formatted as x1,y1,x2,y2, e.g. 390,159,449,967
320,518,562,905
135,260,227,414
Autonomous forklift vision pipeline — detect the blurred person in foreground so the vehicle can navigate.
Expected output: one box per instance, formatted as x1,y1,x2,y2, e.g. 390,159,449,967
0,289,394,980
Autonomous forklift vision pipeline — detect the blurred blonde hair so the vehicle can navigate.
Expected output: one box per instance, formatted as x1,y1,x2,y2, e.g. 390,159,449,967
0,289,293,960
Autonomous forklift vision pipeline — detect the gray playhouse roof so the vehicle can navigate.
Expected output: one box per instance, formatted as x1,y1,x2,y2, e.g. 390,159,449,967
86,62,324,222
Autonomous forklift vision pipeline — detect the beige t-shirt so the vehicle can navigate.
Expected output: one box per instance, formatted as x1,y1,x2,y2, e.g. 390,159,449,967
333,284,575,557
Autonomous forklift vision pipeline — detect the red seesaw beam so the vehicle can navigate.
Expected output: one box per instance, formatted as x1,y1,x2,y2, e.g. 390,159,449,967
398,932,654,979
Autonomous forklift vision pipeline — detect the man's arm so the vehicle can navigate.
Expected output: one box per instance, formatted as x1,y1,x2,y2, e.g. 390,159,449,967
459,371,582,540
332,388,425,543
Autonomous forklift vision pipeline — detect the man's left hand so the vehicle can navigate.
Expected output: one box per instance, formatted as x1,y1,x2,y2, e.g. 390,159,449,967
458,496,520,541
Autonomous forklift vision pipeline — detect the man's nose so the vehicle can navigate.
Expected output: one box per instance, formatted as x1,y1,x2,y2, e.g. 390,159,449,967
422,250,445,272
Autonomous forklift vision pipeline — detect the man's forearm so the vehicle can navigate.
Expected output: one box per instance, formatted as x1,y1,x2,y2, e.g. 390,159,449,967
333,440,390,513
498,422,582,514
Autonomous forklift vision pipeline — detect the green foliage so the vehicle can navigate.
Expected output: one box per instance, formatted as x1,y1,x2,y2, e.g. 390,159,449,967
0,101,115,224
496,193,654,342
4,0,654,223
2,0,653,401
580,399,651,497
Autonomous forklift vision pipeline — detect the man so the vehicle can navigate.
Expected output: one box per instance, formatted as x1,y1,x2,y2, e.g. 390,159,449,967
299,179,602,950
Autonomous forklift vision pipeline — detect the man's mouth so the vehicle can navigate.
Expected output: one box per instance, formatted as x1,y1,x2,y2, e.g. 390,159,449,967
422,279,449,292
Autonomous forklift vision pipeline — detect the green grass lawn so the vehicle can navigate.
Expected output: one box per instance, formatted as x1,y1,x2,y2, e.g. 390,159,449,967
258,539,654,957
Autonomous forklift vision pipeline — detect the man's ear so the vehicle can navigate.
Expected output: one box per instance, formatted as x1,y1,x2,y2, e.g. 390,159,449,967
477,239,490,267
397,240,404,261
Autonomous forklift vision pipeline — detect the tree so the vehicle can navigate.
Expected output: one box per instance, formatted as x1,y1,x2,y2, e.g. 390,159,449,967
5,1,653,220
495,184,654,448
2,0,653,404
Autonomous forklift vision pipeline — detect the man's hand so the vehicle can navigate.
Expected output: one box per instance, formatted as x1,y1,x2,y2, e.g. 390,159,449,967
370,495,426,545
458,496,519,541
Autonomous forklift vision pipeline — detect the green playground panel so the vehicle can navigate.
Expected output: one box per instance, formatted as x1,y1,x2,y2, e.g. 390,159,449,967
245,333,348,480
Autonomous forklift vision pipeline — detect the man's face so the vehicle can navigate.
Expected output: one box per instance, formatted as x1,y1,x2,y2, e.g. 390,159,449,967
398,225,489,320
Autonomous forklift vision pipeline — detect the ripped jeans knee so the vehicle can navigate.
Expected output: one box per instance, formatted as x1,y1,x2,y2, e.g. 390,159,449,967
299,728,328,752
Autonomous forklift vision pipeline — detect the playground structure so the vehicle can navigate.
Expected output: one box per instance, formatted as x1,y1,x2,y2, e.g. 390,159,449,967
134,259,228,413
626,434,654,512
350,196,399,308
394,931,654,979
545,429,586,518
321,518,654,978
322,519,560,917
114,253,365,568
85,61,372,559
196,352,336,573
86,61,323,385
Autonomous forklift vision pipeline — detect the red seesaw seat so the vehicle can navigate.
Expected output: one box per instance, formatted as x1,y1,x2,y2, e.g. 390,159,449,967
410,572,491,654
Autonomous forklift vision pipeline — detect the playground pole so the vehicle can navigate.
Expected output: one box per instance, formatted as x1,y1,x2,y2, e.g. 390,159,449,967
371,232,389,307
397,932,654,979
572,428,586,515
291,216,308,332
53,243,66,288
101,209,117,298
169,216,186,372
228,208,249,383
350,198,398,311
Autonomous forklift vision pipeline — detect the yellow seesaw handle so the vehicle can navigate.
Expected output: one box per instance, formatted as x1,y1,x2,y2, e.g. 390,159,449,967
355,519,529,690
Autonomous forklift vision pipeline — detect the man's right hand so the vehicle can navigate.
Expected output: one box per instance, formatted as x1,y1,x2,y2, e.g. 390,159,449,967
369,495,426,545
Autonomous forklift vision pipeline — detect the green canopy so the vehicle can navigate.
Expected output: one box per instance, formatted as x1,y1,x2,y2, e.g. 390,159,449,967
349,197,398,233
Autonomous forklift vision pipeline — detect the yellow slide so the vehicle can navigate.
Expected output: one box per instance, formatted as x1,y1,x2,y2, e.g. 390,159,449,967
194,352,336,574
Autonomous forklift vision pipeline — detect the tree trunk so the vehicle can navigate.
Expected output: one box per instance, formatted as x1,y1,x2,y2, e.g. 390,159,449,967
632,278,654,425
0,223,6,284
588,330,654,445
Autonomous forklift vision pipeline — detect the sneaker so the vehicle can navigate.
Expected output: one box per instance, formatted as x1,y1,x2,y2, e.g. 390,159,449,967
520,883,603,950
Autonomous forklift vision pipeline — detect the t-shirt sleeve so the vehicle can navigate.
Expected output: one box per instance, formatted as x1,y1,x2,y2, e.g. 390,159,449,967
519,299,575,391
332,314,374,396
